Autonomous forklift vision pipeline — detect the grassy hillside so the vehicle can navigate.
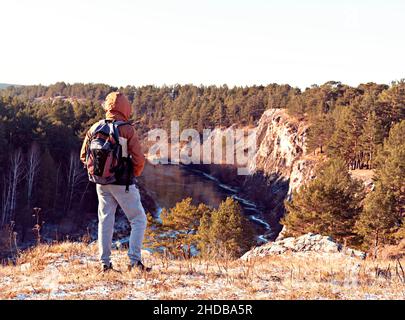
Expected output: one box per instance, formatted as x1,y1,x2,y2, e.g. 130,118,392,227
0,242,404,300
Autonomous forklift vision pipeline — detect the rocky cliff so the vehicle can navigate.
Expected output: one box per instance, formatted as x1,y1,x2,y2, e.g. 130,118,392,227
238,109,316,236
248,108,316,196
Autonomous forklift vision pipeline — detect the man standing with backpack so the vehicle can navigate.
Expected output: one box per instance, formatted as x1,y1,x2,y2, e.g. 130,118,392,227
80,92,151,272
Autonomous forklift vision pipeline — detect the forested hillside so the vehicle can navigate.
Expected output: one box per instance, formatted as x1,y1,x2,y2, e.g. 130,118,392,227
0,80,404,249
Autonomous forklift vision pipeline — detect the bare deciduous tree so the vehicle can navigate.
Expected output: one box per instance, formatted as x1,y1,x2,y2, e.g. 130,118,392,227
10,149,25,222
1,150,25,226
1,176,11,227
65,152,86,213
26,143,41,208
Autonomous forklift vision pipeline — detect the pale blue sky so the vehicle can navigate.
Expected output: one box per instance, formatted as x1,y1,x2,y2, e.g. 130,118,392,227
1,0,404,88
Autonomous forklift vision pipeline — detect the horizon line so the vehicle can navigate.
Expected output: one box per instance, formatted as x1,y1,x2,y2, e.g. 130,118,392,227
1,78,404,91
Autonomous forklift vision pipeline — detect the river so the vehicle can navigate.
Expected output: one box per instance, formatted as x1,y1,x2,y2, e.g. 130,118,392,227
138,163,272,243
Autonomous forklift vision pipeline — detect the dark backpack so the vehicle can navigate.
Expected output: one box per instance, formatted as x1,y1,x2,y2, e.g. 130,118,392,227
85,120,130,185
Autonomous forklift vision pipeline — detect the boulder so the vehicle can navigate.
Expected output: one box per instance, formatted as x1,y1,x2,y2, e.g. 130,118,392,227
241,233,366,261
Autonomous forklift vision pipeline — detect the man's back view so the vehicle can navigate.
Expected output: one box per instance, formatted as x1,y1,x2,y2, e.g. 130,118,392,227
80,92,150,272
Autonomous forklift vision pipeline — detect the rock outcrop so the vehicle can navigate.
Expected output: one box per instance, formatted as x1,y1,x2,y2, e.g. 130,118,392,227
237,109,317,236
248,109,316,196
241,233,366,260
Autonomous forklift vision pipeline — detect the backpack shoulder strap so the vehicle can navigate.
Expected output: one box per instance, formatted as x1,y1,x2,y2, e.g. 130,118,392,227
112,121,133,141
111,121,134,193
114,120,132,128
90,120,106,137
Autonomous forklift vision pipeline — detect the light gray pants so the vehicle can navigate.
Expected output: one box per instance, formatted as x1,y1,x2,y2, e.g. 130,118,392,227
96,184,147,266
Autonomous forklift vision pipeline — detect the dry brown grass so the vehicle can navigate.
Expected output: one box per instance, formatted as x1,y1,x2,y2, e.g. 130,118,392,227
0,242,404,300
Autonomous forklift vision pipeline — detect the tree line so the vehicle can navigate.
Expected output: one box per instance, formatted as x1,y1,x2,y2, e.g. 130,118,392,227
3,81,404,171
301,81,405,170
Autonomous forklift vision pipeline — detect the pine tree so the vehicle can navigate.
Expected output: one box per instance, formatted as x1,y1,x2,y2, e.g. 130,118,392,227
327,107,357,167
286,95,305,118
158,198,212,258
376,81,405,132
282,158,364,245
356,120,405,247
197,197,255,258
359,111,384,169
307,113,335,154
327,94,380,169
355,188,397,249
161,198,208,233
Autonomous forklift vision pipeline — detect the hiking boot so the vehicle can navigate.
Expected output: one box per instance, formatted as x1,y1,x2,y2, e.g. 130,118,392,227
101,263,113,272
128,261,152,273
